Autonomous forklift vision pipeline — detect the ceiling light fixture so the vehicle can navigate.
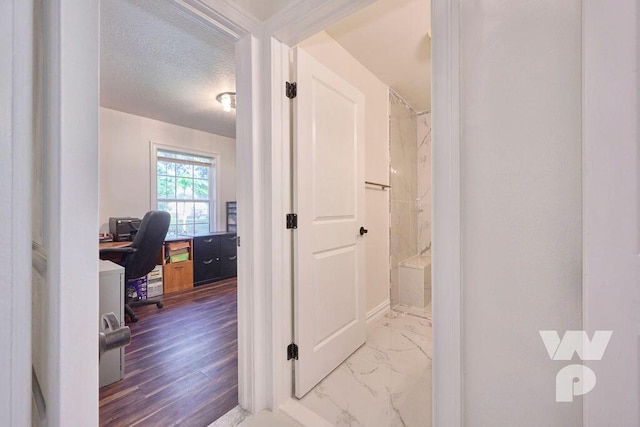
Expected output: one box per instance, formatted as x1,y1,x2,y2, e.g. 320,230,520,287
216,92,236,112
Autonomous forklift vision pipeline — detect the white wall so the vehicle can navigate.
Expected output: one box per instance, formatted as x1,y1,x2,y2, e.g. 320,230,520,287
460,1,582,425
298,32,390,314
99,107,236,232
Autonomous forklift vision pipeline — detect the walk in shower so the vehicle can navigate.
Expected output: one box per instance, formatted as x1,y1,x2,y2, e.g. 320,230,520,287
389,90,432,318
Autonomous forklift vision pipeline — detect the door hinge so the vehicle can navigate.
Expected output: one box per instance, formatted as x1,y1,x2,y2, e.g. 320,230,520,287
287,343,299,360
286,81,297,99
286,213,298,229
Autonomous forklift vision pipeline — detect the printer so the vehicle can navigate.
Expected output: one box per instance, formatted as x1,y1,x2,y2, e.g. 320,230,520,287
109,217,142,242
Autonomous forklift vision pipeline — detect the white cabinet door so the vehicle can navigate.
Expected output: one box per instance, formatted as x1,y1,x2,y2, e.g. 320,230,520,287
292,47,366,398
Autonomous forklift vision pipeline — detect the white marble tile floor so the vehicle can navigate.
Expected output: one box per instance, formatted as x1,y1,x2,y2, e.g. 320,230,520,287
393,302,432,321
211,311,432,427
297,311,432,427
209,406,302,427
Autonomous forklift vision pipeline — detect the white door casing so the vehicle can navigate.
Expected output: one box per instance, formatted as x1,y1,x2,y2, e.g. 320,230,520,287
431,0,462,425
583,1,639,425
1,1,34,426
31,1,101,425
292,47,366,397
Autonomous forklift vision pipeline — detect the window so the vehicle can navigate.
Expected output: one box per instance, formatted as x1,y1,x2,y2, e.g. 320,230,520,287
155,148,216,237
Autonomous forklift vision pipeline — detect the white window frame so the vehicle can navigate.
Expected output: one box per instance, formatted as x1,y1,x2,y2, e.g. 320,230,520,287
150,141,220,234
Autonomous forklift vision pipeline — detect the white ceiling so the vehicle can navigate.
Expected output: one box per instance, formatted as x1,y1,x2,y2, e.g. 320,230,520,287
326,0,431,112
100,0,237,138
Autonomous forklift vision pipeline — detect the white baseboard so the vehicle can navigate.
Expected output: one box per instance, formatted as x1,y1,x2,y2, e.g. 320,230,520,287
366,299,390,324
279,399,334,427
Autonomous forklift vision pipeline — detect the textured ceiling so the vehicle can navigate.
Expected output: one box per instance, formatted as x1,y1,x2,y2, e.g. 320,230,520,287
100,0,430,138
327,0,431,111
100,0,237,138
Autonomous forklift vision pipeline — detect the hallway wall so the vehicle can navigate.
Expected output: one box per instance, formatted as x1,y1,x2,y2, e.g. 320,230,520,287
460,1,583,425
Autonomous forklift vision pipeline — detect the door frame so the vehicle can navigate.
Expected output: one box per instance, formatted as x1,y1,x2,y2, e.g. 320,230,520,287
1,1,33,426
582,1,639,425
265,1,463,426
5,0,268,423
122,0,269,414
430,1,463,425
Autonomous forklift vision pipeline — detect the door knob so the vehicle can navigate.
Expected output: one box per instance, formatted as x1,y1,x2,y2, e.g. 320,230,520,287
99,312,131,361
359,226,368,236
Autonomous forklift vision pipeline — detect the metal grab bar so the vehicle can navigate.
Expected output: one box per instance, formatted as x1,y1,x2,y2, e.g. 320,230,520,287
365,180,391,189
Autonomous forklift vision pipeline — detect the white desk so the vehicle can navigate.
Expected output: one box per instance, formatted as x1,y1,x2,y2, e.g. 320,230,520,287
99,260,125,387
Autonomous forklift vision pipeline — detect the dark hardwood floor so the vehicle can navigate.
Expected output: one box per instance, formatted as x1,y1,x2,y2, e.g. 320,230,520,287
99,278,238,427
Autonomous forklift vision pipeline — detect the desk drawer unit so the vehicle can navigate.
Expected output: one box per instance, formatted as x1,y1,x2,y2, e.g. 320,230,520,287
221,233,237,257
220,234,237,278
219,254,237,278
193,235,218,260
193,258,219,284
162,237,193,294
192,233,237,286
163,261,193,293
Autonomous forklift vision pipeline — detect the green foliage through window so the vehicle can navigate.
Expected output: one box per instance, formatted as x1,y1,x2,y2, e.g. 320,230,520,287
156,149,216,237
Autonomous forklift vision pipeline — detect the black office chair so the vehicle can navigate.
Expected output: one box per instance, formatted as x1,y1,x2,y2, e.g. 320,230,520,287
100,210,171,323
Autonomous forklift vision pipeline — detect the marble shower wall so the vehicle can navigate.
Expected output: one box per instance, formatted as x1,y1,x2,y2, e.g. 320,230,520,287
390,91,417,306
389,91,432,307
416,111,432,255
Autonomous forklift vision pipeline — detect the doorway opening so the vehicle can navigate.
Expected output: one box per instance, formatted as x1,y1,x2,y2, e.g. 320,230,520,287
98,1,240,424
288,0,433,424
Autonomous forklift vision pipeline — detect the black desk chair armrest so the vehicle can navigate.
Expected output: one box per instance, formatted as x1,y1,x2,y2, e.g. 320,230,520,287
99,247,138,263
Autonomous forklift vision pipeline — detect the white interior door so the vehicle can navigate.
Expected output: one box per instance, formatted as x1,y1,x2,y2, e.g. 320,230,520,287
292,47,366,398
